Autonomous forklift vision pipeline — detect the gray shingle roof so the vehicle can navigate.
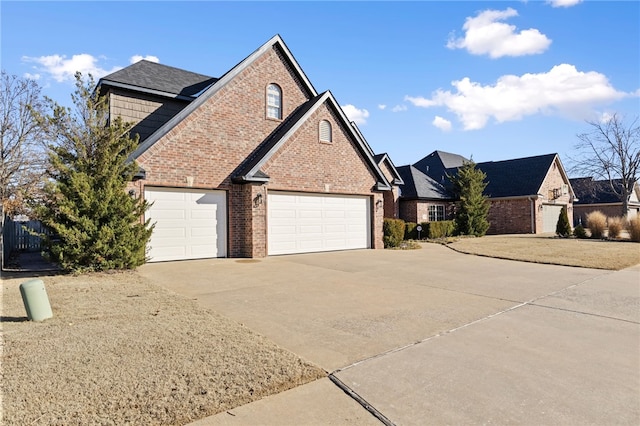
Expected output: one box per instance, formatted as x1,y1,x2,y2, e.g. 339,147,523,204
413,150,468,185
100,60,217,98
475,153,558,198
397,165,453,200
570,177,634,204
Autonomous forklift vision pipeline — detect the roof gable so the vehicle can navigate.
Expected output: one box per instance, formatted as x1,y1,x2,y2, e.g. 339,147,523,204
374,153,404,186
232,91,390,190
99,60,217,99
130,35,318,160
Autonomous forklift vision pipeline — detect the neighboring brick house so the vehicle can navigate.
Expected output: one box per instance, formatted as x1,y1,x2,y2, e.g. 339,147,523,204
570,177,640,225
399,150,577,234
396,165,456,223
98,35,394,261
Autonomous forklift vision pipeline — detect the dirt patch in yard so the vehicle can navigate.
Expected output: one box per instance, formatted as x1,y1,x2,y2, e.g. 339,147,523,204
1,272,325,425
447,235,640,270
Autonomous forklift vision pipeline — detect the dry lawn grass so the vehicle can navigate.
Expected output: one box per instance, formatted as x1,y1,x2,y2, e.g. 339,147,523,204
447,235,640,270
1,272,324,425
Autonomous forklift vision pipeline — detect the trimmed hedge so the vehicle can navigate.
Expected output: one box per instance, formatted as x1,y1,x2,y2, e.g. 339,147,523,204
383,218,405,248
426,220,455,238
405,222,418,240
403,221,456,240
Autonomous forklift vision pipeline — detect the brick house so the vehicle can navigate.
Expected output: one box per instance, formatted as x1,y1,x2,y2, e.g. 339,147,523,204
98,35,395,261
398,150,577,234
570,177,640,225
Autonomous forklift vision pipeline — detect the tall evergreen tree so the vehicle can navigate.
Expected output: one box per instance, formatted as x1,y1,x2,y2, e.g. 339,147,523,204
34,72,153,272
555,206,572,237
450,161,490,237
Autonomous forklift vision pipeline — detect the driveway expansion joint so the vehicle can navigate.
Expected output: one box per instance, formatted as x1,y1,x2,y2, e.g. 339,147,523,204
328,373,395,426
529,303,640,324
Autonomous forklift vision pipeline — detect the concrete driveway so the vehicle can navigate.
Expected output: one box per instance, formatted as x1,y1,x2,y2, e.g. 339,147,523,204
139,244,640,425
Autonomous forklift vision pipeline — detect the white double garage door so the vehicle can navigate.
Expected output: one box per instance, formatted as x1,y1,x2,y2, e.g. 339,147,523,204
145,187,370,262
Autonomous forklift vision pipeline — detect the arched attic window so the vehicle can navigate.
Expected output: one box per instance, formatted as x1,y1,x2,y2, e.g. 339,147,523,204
266,84,282,119
319,120,332,143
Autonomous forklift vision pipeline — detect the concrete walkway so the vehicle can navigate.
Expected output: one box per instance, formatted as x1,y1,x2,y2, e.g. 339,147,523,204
139,244,640,425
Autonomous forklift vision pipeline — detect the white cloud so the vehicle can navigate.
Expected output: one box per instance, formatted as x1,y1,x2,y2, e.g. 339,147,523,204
547,0,582,8
23,73,40,80
341,104,370,125
447,8,552,58
392,105,408,112
599,111,614,123
131,55,160,64
432,116,452,132
378,104,387,110
22,54,121,82
405,64,633,130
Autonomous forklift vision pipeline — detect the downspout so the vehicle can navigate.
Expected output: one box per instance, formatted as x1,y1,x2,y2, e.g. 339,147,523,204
528,196,538,234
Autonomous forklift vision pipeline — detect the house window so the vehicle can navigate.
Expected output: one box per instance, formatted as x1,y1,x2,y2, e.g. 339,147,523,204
428,205,445,221
266,84,282,119
319,120,332,143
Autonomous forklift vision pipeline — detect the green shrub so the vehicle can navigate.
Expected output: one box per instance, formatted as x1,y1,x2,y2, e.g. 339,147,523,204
573,224,588,239
383,218,405,248
586,211,607,239
628,216,640,242
405,222,418,240
555,206,572,237
607,216,625,239
428,220,455,238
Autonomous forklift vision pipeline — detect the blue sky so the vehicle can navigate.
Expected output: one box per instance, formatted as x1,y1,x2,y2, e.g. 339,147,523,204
2,1,639,170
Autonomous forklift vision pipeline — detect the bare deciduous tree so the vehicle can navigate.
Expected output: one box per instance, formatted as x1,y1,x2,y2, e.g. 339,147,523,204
0,70,47,216
571,113,640,216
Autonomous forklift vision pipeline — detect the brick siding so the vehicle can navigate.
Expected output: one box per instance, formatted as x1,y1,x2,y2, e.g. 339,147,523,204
119,45,383,257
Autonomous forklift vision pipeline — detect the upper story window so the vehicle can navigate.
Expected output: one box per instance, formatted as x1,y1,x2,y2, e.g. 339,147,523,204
266,84,282,119
319,120,332,143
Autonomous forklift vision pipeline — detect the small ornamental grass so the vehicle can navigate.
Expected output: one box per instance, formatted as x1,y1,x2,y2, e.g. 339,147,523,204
586,211,607,239
628,216,640,242
607,216,625,239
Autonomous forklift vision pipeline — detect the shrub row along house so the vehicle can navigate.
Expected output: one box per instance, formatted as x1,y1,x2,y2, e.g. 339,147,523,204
99,35,400,261
396,150,577,234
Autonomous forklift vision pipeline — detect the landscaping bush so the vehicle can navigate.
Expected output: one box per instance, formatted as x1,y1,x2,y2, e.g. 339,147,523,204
628,216,640,242
573,224,588,239
555,206,572,237
405,222,418,240
383,218,405,248
586,211,607,239
607,216,625,239
427,220,455,239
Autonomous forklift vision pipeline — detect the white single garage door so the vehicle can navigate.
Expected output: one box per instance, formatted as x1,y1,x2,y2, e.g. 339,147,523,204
542,204,563,233
145,187,227,262
268,192,370,255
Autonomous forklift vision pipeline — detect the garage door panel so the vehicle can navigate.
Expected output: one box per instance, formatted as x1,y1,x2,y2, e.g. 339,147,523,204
268,192,370,255
145,187,227,262
150,209,186,220
542,205,563,233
